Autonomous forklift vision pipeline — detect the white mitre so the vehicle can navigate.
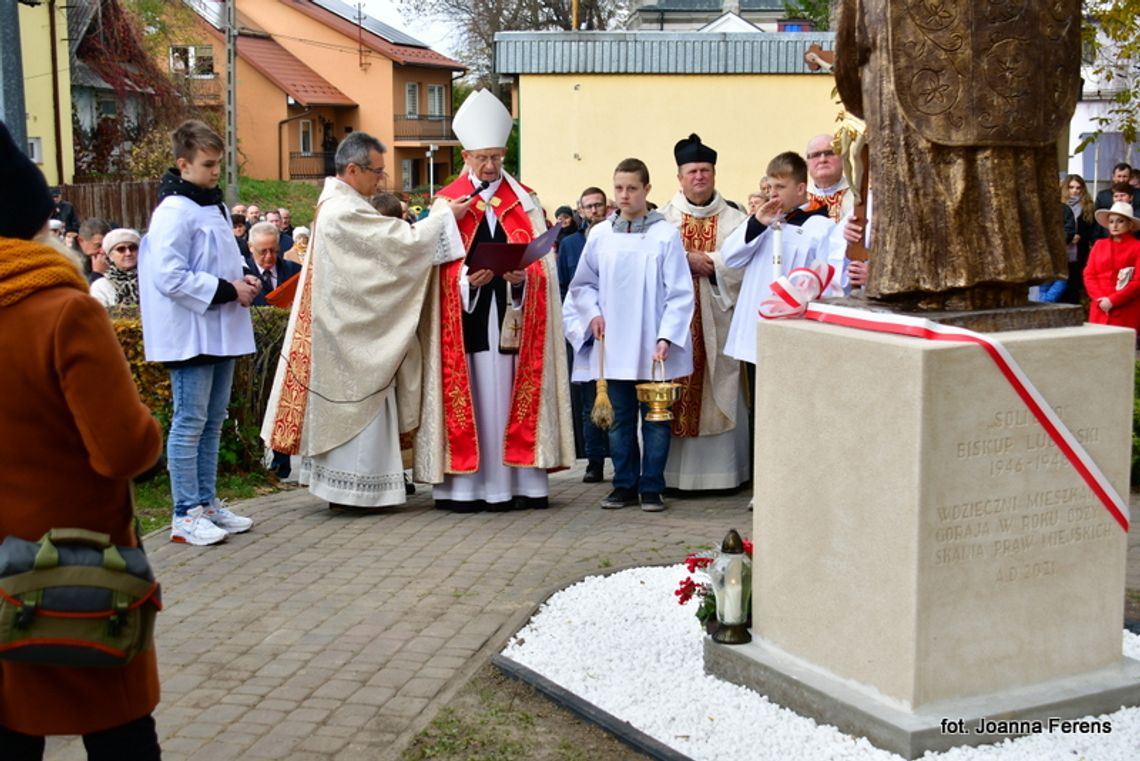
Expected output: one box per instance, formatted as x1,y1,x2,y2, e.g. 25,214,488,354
453,89,513,151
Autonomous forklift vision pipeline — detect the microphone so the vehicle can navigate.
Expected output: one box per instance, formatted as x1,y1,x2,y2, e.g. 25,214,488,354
460,180,491,203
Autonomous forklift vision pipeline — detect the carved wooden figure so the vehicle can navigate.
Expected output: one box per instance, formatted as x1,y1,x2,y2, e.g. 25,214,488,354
834,1,1079,310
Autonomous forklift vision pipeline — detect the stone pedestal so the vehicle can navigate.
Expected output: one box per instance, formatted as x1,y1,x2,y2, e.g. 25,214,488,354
705,319,1140,758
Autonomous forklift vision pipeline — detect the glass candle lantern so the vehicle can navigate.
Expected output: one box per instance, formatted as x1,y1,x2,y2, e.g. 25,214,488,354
709,528,752,644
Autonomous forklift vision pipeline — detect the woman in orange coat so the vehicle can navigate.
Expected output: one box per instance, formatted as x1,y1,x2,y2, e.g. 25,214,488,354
0,121,163,759
1084,201,1140,331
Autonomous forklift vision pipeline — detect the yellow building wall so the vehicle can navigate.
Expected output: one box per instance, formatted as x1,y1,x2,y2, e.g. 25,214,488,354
516,73,840,210
18,2,74,185
234,59,290,180
238,0,397,181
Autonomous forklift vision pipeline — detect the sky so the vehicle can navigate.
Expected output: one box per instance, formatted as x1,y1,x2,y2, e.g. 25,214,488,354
356,0,460,57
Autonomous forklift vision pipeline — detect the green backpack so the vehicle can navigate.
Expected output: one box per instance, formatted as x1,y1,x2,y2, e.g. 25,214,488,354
0,528,162,667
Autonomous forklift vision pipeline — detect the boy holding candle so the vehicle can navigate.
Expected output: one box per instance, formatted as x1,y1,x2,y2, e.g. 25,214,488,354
721,151,835,371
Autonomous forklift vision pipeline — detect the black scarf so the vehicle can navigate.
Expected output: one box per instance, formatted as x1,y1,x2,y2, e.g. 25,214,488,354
103,262,140,306
157,168,228,219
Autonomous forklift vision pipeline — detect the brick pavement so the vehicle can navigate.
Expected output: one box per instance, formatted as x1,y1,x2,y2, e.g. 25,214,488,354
44,468,1140,761
45,463,750,761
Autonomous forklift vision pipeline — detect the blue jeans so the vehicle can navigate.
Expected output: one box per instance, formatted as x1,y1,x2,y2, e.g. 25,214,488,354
578,381,611,461
607,380,670,494
168,360,235,517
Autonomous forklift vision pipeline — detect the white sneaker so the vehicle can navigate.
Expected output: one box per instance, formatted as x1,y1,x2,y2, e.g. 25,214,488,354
171,507,228,546
201,498,253,534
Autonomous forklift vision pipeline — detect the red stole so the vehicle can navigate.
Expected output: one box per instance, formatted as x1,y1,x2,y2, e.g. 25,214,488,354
435,176,550,472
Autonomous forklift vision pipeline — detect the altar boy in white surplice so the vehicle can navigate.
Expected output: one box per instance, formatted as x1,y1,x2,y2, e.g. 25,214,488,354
563,158,695,513
722,151,834,368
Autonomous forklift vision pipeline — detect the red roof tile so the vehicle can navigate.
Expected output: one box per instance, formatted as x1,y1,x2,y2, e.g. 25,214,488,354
236,35,357,107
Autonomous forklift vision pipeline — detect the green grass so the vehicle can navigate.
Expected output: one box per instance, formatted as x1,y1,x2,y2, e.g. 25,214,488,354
402,706,530,761
134,471,276,535
238,178,322,227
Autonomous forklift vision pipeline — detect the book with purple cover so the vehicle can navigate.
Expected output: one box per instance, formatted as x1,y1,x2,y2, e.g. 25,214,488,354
465,222,561,275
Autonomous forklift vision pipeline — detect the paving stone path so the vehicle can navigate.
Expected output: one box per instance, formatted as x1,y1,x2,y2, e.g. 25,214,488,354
44,464,1140,761
46,463,750,760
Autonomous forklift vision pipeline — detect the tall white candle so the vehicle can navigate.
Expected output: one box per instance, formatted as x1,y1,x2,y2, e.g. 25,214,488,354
723,567,743,623
772,222,784,275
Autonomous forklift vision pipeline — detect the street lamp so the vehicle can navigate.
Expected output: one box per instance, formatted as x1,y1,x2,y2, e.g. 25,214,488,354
426,143,438,196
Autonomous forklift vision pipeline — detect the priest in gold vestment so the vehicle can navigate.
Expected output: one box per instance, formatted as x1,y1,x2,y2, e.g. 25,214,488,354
260,132,468,510
660,134,750,491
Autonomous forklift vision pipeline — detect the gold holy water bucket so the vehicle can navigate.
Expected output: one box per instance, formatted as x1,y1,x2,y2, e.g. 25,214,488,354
636,359,684,422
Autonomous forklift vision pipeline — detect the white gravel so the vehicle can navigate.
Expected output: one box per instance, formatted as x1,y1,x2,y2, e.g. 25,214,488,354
502,564,1140,761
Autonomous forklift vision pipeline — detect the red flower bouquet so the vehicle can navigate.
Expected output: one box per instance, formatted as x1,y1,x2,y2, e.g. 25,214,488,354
674,539,753,629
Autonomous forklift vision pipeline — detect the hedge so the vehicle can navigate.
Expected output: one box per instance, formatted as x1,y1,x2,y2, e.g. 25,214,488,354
108,305,290,474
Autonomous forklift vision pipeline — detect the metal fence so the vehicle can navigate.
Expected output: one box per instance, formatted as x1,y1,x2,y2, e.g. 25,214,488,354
289,152,334,181
394,115,455,141
61,179,161,231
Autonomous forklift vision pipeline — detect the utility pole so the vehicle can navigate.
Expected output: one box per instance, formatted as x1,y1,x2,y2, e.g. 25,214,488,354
0,0,28,151
225,0,239,204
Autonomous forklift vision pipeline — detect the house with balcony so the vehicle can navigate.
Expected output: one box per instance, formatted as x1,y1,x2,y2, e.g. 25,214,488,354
170,0,463,190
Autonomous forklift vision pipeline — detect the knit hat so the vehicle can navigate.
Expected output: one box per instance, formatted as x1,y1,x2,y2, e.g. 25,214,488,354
555,206,573,219
674,133,717,167
102,228,141,255
0,121,55,240
292,225,310,240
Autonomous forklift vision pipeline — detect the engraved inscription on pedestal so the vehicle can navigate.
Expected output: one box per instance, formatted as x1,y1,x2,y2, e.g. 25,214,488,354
933,410,1110,581
751,321,1131,711
915,342,1125,706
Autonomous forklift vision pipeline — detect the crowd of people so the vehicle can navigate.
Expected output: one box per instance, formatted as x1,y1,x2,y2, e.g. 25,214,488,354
6,88,1140,758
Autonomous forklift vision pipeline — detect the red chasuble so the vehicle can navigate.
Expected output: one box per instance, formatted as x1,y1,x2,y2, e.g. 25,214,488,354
434,175,552,473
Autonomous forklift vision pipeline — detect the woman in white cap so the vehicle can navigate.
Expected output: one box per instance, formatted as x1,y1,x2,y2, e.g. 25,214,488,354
90,228,141,308
1084,201,1140,331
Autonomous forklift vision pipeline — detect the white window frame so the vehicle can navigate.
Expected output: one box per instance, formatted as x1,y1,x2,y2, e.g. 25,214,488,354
169,45,215,79
27,137,43,165
402,158,414,191
427,84,445,118
299,120,313,155
405,83,420,119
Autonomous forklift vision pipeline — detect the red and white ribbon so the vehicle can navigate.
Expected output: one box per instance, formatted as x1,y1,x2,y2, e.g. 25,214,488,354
758,262,836,320
760,294,1130,532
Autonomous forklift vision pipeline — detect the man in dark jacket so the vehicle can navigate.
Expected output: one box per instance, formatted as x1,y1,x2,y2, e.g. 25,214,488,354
243,222,300,307
1095,163,1140,213
49,186,81,232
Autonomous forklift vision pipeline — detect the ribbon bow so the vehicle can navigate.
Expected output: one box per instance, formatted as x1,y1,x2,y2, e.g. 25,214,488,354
758,261,836,319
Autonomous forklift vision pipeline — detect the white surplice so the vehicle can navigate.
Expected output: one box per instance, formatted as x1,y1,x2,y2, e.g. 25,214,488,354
722,212,834,365
563,219,695,382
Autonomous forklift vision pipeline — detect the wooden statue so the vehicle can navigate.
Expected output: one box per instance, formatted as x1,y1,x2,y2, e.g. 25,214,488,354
833,1,1079,310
